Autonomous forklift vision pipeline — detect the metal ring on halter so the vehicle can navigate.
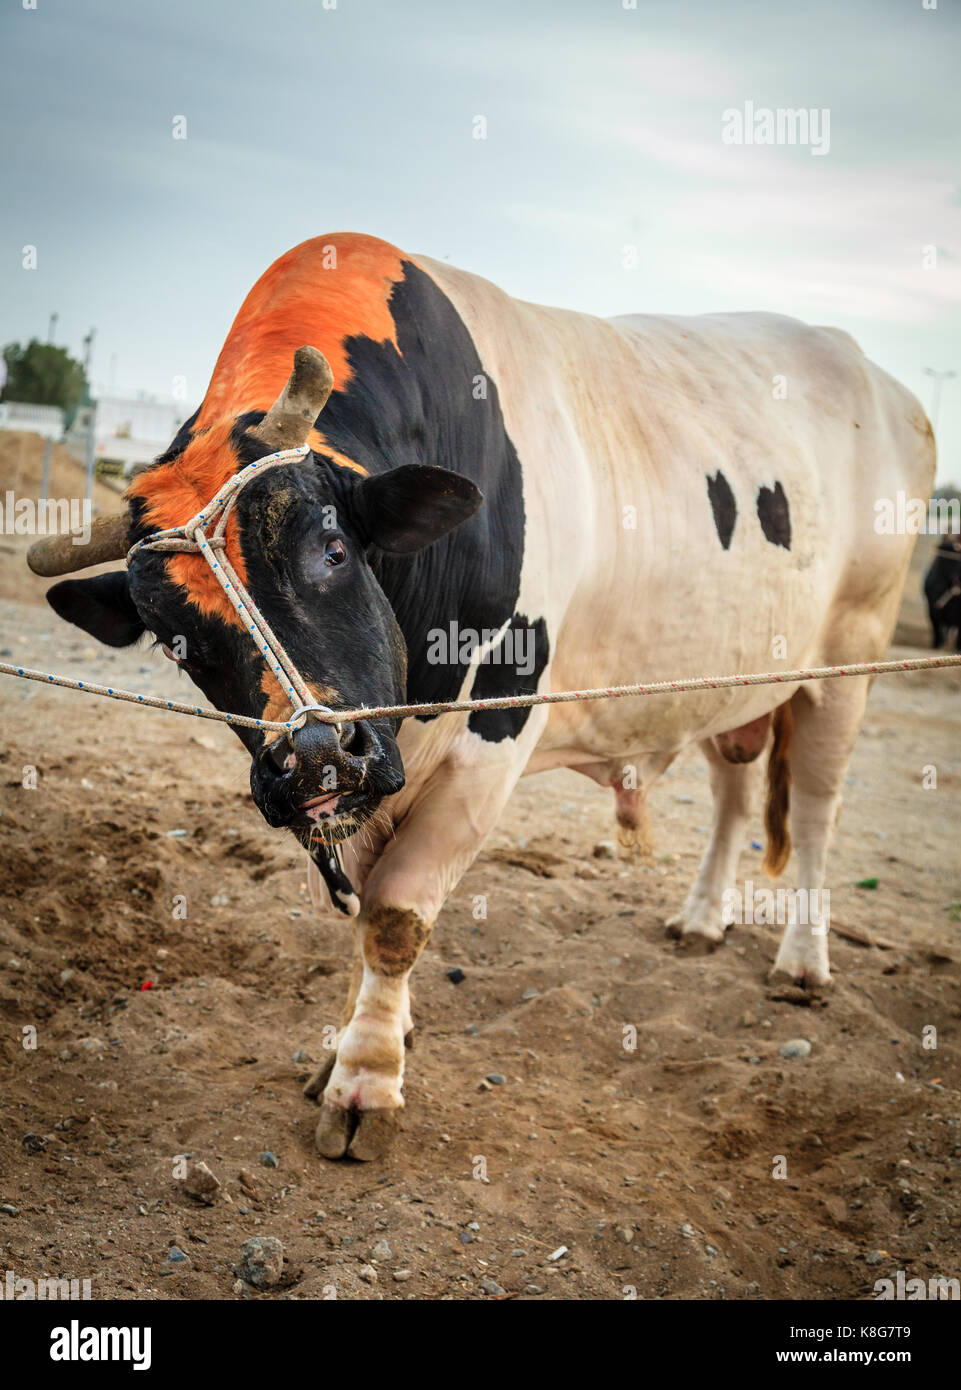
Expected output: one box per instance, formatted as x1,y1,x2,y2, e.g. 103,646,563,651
286,702,343,735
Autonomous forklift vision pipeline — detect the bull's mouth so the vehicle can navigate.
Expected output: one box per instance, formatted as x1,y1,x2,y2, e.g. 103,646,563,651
281,786,383,840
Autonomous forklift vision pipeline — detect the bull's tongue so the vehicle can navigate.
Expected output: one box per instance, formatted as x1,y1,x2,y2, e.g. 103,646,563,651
302,792,341,820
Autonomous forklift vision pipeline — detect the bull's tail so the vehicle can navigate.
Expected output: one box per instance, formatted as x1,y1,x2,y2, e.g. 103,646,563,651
762,701,793,878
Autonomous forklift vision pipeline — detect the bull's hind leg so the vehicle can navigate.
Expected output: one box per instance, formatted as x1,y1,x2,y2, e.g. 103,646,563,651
667,738,766,944
771,677,872,987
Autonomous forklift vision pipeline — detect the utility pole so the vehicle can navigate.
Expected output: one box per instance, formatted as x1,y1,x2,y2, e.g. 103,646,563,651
82,327,96,380
40,438,53,501
921,366,957,439
47,312,58,344
82,329,98,509
84,400,98,511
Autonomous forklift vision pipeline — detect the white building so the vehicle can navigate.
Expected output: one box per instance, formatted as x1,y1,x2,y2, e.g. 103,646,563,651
0,401,65,440
68,394,193,474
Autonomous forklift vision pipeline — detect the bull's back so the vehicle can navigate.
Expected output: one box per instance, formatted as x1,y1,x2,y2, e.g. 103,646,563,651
416,255,934,755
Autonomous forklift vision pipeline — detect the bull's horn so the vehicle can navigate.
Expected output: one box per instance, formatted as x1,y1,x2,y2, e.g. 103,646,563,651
27,511,130,577
250,346,334,449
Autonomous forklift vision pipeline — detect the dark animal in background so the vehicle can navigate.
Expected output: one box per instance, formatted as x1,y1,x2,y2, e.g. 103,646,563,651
924,536,961,652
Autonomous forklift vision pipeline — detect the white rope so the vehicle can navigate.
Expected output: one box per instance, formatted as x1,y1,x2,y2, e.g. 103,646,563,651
3,653,960,732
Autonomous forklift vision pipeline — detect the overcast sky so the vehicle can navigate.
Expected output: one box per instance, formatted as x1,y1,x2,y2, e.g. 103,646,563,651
2,0,959,481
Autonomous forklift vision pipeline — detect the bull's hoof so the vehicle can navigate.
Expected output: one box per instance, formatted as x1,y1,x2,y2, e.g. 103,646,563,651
666,913,724,949
768,965,833,993
314,1102,399,1161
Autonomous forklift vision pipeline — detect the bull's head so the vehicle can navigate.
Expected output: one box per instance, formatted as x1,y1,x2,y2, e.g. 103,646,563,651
28,348,483,839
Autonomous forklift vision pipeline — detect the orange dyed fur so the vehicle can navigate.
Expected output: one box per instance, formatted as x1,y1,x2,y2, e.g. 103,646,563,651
128,234,406,622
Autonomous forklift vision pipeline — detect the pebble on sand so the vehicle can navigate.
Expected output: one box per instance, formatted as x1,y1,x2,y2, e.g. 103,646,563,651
238,1236,285,1288
183,1160,222,1204
780,1039,813,1059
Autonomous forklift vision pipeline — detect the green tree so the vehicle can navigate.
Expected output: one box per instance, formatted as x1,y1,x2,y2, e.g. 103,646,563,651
2,339,87,412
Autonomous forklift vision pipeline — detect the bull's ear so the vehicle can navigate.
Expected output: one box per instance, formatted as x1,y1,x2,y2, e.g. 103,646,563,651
353,465,483,554
46,572,145,648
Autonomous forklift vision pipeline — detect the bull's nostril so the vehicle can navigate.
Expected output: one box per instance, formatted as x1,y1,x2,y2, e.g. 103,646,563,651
265,738,294,775
338,721,359,754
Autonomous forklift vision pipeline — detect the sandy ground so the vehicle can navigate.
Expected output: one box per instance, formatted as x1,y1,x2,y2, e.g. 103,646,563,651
0,431,959,1301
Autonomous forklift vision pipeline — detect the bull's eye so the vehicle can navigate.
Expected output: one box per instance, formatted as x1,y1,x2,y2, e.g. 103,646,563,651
324,538,347,567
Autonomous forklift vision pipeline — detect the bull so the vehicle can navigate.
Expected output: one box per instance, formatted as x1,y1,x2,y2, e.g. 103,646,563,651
29,233,935,1159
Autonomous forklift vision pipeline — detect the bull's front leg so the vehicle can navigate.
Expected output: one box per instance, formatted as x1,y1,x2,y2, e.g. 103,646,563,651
308,905,423,1160
305,732,539,1160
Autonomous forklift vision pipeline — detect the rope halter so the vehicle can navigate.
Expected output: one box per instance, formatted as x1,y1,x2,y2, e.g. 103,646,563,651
126,445,341,736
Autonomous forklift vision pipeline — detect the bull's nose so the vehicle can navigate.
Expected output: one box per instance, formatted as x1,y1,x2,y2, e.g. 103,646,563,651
263,719,359,775
262,716,379,786
293,717,372,765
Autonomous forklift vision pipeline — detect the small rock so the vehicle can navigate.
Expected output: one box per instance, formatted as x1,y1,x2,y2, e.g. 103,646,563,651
477,1078,492,1092
459,1230,474,1244
615,1227,633,1244
393,1270,413,1282
166,829,188,838
510,1248,526,1257
780,1038,812,1059
680,1223,697,1238
445,967,466,984
865,1250,885,1266
259,1150,279,1168
520,987,539,1001
0,1203,19,1217
480,1276,506,1295
292,1048,312,1064
526,1283,544,1294
167,1246,188,1263
21,1132,46,1155
359,1264,378,1284
232,1279,244,1294
77,1036,106,1053
592,841,616,859
183,1161,222,1204
238,1236,285,1288
547,1245,568,1262
487,1073,507,1086
370,1239,392,1262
